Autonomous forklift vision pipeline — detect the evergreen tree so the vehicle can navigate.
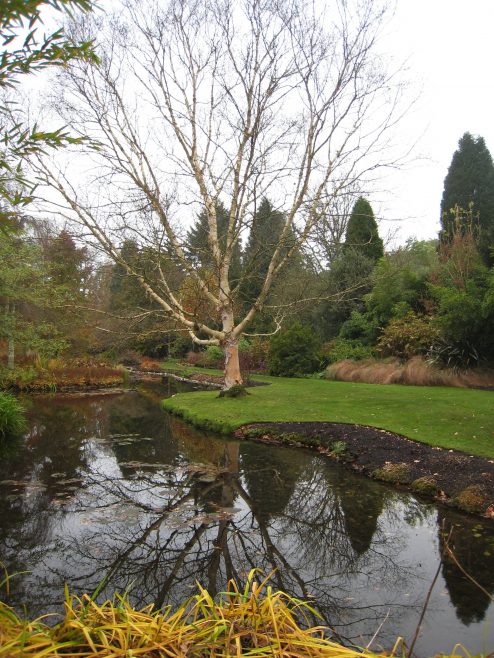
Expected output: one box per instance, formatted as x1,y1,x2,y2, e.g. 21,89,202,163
343,197,383,263
440,132,494,265
186,201,241,284
240,198,287,305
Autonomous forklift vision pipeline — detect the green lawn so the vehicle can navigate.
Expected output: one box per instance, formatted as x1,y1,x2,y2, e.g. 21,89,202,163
161,364,494,459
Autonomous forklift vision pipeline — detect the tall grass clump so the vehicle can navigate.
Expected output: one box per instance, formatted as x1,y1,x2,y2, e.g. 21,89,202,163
0,392,26,440
0,571,409,658
325,356,494,389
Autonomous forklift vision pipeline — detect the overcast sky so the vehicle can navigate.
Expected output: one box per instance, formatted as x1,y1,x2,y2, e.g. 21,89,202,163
377,0,494,245
29,0,494,248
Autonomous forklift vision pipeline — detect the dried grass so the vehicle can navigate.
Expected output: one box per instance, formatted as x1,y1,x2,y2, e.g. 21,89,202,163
0,571,399,658
325,357,494,389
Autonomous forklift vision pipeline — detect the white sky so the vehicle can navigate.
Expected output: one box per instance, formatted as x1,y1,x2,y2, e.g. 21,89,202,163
377,0,494,244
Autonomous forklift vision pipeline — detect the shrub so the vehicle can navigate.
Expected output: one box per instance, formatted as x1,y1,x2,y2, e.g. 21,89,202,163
218,384,250,398
185,351,203,367
376,313,440,361
339,311,379,344
118,350,141,368
372,462,412,484
268,323,321,377
169,335,193,358
239,337,269,373
453,485,489,514
427,338,481,371
326,338,375,364
0,365,37,389
203,345,224,366
0,392,27,439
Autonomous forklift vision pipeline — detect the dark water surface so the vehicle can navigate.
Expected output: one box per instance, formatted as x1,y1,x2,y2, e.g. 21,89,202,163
0,380,493,656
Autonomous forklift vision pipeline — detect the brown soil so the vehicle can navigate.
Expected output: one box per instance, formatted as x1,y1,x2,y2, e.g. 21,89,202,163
234,421,494,519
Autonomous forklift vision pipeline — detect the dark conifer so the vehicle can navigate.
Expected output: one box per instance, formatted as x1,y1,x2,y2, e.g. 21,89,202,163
343,197,383,263
440,132,494,265
186,201,241,284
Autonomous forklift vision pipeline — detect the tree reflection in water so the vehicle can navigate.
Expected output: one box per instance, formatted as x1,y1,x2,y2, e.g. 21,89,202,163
0,385,493,654
41,437,418,645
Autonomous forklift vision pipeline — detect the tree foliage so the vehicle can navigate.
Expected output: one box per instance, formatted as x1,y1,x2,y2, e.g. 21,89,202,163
0,221,68,368
187,202,241,285
1,0,97,212
268,323,321,377
440,133,494,265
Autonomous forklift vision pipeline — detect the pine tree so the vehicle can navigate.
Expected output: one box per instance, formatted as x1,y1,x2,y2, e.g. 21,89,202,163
440,132,494,266
343,197,383,263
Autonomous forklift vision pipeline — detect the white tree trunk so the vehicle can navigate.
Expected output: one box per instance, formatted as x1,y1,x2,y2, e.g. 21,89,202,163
221,307,243,389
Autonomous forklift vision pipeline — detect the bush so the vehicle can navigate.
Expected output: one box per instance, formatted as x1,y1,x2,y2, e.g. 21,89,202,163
376,313,440,361
203,345,224,366
185,351,203,367
169,335,193,358
186,346,224,369
0,392,27,439
239,337,270,373
326,338,374,364
339,311,379,344
268,323,321,377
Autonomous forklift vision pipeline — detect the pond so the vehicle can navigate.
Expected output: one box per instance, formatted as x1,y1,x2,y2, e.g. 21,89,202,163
0,380,493,657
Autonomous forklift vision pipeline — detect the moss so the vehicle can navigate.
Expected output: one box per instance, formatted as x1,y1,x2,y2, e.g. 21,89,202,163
242,427,265,439
218,385,250,398
453,485,488,514
372,462,412,484
410,476,438,496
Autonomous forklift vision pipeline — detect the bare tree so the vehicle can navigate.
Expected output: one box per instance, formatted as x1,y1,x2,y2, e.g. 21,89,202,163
30,0,404,388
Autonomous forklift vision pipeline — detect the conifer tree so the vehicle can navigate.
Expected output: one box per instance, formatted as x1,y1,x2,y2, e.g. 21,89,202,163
343,197,383,263
187,201,242,285
241,198,287,305
440,132,494,265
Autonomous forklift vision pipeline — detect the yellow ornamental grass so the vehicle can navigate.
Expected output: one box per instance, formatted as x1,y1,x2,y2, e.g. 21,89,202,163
0,571,478,658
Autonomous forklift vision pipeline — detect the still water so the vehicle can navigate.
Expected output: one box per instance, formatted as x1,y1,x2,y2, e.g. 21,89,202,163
0,380,493,656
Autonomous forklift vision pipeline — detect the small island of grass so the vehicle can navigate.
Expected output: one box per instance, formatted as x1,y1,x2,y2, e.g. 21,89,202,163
162,364,494,459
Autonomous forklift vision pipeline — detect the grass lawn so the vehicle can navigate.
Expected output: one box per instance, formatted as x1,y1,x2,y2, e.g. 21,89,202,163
161,362,494,459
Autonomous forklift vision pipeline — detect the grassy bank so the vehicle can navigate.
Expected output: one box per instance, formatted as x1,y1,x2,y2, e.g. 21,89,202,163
162,365,494,459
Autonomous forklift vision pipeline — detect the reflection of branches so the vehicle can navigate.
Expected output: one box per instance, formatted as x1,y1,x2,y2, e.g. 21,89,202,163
7,441,423,646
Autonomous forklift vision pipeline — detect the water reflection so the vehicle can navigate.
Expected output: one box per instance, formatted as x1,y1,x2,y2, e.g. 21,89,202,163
0,383,493,656
438,510,494,625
